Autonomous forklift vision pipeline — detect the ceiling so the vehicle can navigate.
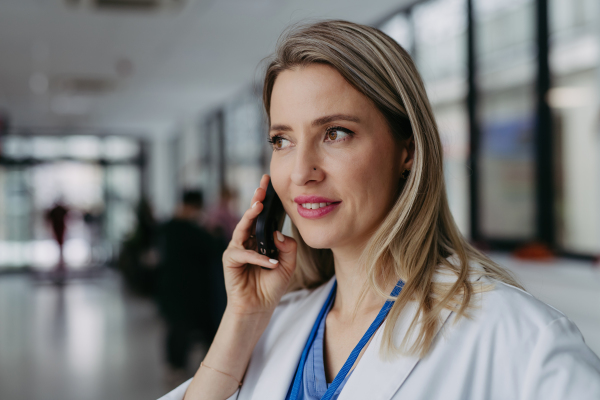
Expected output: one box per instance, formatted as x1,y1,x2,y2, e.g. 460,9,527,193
0,0,414,136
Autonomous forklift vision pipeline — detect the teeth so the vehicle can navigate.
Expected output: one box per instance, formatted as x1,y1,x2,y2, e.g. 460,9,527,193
301,202,333,209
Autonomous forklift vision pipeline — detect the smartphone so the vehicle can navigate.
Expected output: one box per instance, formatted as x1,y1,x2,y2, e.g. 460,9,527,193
255,180,286,262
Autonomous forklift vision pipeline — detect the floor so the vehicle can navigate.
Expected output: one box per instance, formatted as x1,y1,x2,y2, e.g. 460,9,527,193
0,269,190,400
0,255,598,400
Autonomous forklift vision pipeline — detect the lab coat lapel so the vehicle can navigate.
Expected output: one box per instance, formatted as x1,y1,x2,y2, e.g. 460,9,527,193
338,296,453,400
241,277,336,400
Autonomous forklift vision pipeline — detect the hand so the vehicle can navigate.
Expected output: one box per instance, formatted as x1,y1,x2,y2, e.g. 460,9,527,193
222,174,297,316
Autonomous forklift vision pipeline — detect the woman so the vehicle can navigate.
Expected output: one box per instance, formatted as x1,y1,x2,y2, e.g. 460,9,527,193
160,20,600,400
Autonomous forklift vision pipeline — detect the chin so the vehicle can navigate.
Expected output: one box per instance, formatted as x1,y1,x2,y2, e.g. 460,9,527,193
294,225,338,249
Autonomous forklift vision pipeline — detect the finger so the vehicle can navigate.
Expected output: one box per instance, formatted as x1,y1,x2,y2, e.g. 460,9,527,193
272,230,297,276
231,175,272,248
242,235,257,249
225,248,279,270
231,201,264,247
260,174,270,190
250,174,270,207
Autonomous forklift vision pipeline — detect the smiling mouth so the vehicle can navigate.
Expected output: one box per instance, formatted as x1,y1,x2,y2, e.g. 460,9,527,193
299,202,339,209
296,201,342,219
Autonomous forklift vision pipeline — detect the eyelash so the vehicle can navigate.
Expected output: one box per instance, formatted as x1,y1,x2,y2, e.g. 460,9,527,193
267,126,354,151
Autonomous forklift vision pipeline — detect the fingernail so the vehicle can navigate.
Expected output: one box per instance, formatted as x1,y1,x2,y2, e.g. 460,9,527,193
276,231,284,242
252,201,259,208
254,188,258,195
269,259,279,264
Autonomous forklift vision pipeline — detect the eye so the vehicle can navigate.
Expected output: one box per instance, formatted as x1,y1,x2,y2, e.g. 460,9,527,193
267,135,292,151
325,126,353,142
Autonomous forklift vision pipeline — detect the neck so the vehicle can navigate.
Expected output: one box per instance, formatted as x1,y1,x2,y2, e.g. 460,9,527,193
330,243,395,319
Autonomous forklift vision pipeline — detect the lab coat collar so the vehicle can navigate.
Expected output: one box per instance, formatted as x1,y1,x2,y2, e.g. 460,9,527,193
242,277,337,400
341,263,485,399
338,304,452,400
338,264,462,400
245,266,463,400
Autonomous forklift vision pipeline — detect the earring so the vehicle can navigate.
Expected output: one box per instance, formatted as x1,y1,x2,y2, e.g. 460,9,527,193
401,169,411,179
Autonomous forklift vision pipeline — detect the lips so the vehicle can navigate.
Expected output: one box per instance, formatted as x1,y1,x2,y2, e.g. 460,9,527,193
294,195,342,219
294,195,339,204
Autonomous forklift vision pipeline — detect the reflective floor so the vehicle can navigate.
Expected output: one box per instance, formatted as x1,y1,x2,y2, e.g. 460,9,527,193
0,255,598,400
0,270,176,400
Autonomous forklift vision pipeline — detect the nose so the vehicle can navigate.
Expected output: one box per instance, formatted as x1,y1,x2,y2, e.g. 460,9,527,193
290,142,324,186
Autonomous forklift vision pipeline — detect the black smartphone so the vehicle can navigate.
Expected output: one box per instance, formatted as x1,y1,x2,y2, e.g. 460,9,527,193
255,180,286,261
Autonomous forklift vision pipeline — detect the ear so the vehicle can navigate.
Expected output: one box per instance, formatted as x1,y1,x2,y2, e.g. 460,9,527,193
398,136,415,174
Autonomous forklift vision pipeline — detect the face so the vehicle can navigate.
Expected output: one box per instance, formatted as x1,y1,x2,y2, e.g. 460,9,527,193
269,64,413,252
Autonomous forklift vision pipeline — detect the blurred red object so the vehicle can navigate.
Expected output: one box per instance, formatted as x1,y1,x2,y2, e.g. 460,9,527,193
512,242,555,261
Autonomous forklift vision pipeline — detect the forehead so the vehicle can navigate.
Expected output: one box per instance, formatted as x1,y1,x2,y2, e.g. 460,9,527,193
270,64,374,120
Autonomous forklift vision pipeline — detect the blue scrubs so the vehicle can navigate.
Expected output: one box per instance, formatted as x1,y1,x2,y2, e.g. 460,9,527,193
290,294,352,400
286,278,403,400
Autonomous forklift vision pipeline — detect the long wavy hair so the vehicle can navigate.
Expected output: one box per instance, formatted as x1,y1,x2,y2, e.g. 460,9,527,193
262,20,522,358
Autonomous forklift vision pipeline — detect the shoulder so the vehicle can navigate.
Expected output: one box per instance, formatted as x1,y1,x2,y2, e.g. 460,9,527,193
442,274,575,355
468,279,600,396
434,258,578,353
402,272,600,399
440,256,567,334
159,219,174,229
474,277,566,332
440,274,599,370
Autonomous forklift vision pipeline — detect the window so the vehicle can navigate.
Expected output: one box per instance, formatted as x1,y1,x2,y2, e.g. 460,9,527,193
549,0,599,253
475,0,538,240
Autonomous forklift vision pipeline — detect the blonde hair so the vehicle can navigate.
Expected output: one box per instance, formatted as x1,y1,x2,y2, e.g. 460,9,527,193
262,20,522,358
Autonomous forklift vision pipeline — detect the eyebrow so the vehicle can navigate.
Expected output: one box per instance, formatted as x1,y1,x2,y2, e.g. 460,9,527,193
269,114,361,132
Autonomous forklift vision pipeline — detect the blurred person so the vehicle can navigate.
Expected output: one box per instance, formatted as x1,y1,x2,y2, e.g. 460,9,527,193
118,199,158,296
156,189,225,383
204,186,240,242
161,20,600,400
45,199,69,278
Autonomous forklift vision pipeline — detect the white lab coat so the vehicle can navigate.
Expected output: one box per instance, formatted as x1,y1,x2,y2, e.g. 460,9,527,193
159,267,600,400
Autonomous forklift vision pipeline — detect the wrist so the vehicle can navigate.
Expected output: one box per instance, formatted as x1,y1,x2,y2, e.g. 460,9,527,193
184,305,273,399
221,307,272,336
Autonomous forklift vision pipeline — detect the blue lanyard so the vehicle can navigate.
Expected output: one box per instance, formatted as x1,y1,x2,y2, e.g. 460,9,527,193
288,278,405,400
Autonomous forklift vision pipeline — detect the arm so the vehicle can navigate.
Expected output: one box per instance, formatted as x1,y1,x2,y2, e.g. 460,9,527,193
158,311,267,400
182,310,271,399
520,317,600,400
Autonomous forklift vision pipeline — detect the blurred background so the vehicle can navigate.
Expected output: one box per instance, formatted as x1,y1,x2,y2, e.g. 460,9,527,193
0,0,599,399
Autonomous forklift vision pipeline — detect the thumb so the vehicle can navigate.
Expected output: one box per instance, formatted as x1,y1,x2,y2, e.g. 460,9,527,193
273,230,297,275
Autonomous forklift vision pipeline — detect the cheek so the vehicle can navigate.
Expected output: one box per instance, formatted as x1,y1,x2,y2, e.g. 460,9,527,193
340,144,395,187
335,141,399,209
270,156,291,207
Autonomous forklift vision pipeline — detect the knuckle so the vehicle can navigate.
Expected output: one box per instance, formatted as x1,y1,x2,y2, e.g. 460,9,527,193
245,249,259,259
222,250,232,263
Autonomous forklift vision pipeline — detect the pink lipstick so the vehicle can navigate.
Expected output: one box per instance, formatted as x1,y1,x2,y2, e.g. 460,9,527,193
294,195,342,219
